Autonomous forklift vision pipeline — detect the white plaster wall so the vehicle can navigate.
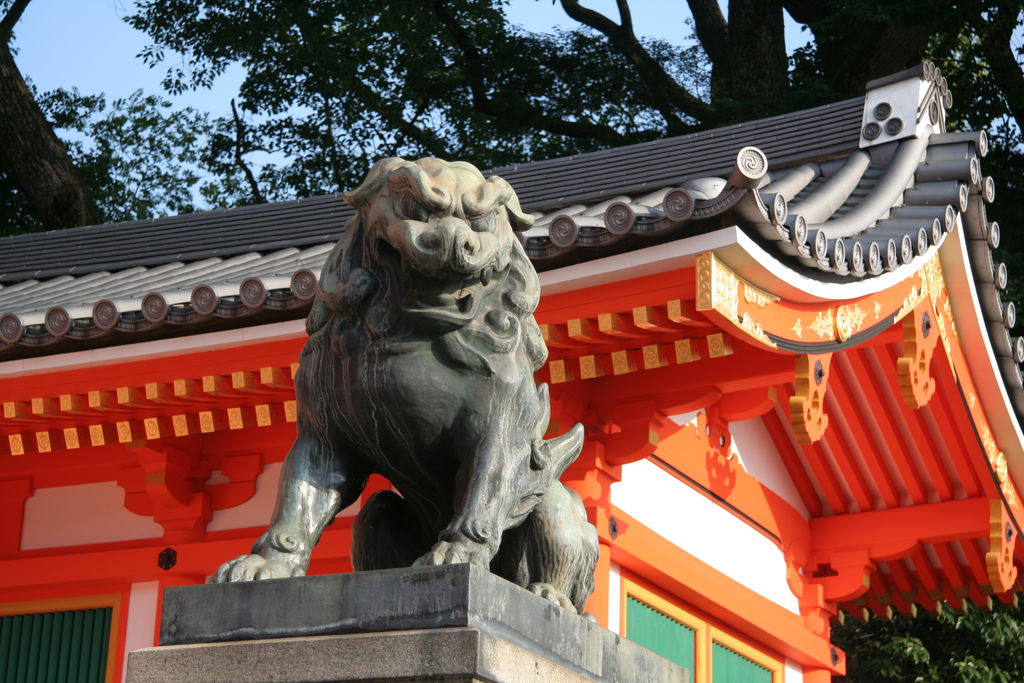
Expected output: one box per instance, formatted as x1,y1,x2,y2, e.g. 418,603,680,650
207,462,360,531
207,462,282,531
785,658,803,683
607,562,622,635
730,417,810,519
21,482,162,550
611,458,799,614
665,412,809,518
121,581,159,682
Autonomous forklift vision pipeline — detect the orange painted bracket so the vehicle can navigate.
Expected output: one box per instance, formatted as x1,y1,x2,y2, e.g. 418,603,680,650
807,498,993,601
986,498,1019,593
789,353,831,444
897,302,939,409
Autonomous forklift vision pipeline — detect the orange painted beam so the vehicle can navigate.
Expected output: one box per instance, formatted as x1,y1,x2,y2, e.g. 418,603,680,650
537,268,697,324
827,358,901,508
0,522,354,592
841,350,928,505
603,506,844,674
772,388,849,515
867,345,956,501
809,498,989,561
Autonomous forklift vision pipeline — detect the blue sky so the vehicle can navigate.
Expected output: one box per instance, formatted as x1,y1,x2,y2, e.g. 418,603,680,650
11,1,810,118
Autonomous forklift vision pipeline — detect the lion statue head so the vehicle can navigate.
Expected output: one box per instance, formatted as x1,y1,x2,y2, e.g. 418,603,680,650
310,158,547,374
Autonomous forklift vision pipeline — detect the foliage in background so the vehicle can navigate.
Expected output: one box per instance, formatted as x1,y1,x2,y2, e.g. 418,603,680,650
832,600,1024,682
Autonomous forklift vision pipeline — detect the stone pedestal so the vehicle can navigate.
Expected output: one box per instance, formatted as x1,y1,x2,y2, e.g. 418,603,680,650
127,564,689,682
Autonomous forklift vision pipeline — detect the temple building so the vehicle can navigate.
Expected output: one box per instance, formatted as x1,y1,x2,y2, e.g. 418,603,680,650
1,63,1020,682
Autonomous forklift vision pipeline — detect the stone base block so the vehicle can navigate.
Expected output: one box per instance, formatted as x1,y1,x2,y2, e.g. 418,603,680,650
129,627,606,682
128,563,688,682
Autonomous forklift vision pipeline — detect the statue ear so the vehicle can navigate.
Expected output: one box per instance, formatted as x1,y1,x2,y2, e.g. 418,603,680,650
344,157,408,209
475,175,534,231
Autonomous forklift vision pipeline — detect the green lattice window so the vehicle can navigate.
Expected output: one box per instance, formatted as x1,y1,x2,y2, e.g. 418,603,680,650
712,641,772,683
0,607,112,683
626,596,696,671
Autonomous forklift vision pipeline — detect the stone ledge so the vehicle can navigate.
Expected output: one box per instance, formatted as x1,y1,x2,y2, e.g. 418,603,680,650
130,627,602,683
154,563,688,682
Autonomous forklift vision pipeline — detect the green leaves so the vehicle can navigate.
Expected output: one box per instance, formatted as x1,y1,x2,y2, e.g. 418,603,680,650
834,599,1024,682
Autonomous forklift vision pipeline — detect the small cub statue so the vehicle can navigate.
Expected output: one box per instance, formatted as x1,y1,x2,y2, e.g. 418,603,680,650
215,158,598,612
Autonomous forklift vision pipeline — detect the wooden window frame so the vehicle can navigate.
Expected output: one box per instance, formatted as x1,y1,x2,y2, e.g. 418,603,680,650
621,576,784,683
0,592,122,683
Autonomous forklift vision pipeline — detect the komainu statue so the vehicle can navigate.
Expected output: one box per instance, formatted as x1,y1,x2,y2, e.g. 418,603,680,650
214,158,598,612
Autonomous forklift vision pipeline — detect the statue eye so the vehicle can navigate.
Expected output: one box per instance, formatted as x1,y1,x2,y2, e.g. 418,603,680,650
470,213,495,232
400,194,428,221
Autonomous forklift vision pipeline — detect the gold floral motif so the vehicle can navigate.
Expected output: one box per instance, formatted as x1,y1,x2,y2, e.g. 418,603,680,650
1003,481,1020,508
696,252,776,348
981,424,999,460
835,304,868,342
874,301,882,319
968,391,977,410
920,253,945,303
993,451,1009,484
895,286,927,323
792,319,803,339
743,282,779,307
943,297,958,340
739,312,777,348
809,309,834,340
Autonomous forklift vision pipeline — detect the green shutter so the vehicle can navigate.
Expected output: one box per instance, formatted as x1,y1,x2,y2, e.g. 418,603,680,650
712,641,772,683
626,596,696,671
0,607,111,683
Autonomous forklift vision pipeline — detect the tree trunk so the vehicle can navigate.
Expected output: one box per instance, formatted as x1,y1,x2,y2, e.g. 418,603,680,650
0,39,102,229
726,0,789,119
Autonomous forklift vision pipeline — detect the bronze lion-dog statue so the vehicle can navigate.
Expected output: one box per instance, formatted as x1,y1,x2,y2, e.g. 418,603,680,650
214,158,598,612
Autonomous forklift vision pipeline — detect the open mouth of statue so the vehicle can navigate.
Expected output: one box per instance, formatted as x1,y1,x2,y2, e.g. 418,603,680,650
375,239,498,318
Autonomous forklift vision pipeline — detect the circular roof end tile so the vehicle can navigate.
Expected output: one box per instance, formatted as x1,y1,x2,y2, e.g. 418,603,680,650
191,285,218,315
548,215,579,248
898,235,914,265
142,292,169,323
0,313,24,344
988,221,1001,249
240,277,268,308
290,269,319,301
790,215,808,247
44,306,72,337
983,176,996,204
92,299,119,331
730,147,768,189
603,202,636,235
996,262,1009,290
663,189,695,223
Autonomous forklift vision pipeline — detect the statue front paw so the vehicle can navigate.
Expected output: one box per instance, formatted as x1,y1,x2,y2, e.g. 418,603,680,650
413,539,490,568
527,582,576,610
212,553,304,583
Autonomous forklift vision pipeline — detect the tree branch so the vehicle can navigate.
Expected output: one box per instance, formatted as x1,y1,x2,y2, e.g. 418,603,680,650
558,0,714,129
230,99,265,203
779,0,833,25
614,0,632,32
0,0,31,40
976,7,1024,136
432,0,637,144
686,0,727,66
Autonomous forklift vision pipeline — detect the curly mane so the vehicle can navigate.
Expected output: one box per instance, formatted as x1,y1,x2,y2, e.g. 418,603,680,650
307,158,547,375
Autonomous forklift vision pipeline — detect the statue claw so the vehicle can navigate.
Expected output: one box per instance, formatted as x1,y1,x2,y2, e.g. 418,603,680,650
527,582,576,611
212,553,301,583
415,539,490,568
